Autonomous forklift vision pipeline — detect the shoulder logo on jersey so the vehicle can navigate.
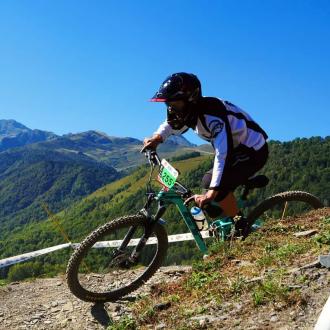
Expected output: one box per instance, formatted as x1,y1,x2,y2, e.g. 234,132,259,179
209,120,224,138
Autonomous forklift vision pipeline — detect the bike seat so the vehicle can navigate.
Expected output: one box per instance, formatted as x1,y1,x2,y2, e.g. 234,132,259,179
245,175,269,189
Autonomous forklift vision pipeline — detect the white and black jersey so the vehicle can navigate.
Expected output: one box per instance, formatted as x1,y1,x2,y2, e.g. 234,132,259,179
154,97,268,190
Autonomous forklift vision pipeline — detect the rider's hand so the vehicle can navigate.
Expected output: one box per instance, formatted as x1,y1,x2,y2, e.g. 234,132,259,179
143,134,163,150
194,190,218,208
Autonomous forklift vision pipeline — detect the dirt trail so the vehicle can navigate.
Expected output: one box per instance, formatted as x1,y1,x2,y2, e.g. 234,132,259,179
0,266,191,329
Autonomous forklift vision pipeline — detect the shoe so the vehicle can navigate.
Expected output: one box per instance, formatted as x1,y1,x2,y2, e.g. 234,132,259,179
233,215,251,237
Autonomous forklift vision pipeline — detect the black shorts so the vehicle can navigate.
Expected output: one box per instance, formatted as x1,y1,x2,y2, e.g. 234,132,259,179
202,143,269,201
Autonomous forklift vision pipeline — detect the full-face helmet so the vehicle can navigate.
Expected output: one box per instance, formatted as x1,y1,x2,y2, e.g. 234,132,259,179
150,72,202,129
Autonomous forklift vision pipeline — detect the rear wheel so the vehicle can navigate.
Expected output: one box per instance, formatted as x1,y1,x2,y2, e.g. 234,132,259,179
247,191,324,229
66,214,168,302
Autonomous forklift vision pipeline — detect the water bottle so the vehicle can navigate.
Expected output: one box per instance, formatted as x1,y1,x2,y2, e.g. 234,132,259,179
190,206,207,231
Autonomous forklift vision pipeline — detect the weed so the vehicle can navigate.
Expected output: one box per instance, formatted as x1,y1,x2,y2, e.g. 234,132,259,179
251,275,290,306
140,306,155,322
314,232,330,245
274,243,307,260
186,271,221,290
264,242,278,253
256,255,274,267
107,316,136,330
168,294,180,303
195,306,207,314
192,257,222,273
227,274,247,296
322,217,330,224
296,274,308,284
208,240,227,255
257,242,308,267
131,296,155,323
252,289,265,306
0,279,8,287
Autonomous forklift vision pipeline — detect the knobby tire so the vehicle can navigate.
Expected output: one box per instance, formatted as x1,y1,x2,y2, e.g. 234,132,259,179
66,214,168,302
246,190,324,231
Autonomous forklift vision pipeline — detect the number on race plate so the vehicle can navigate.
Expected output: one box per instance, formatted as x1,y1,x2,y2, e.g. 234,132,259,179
159,159,179,188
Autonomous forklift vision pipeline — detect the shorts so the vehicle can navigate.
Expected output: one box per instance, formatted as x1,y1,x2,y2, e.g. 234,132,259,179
201,143,269,201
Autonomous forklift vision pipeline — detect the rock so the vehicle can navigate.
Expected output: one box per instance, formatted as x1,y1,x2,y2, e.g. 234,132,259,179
62,302,74,312
293,229,318,237
190,315,224,323
270,316,278,322
319,255,330,269
155,322,166,329
154,302,171,311
50,307,61,313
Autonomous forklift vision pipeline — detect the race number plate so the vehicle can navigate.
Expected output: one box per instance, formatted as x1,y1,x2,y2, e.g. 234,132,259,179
159,159,179,188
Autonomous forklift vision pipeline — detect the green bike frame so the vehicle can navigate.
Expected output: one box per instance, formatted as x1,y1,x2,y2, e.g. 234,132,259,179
156,189,209,254
155,188,259,255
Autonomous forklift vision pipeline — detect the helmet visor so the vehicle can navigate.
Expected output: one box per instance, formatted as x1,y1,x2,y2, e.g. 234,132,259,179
150,75,185,101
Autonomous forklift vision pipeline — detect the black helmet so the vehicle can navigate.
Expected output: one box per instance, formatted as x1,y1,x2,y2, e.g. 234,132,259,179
150,72,202,102
150,73,202,129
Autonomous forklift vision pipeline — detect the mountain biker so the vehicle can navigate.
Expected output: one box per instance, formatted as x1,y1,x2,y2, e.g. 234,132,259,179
143,72,269,235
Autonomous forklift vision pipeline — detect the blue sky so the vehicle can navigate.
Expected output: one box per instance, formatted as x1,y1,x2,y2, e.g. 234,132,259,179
0,0,329,145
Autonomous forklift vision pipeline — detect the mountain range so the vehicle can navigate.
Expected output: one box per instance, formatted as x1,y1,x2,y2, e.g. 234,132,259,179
0,119,200,236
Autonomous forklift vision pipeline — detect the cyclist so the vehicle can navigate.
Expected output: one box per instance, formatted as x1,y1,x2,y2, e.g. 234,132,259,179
143,72,269,235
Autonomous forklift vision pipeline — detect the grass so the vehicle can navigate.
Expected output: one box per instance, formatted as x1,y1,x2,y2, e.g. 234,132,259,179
107,316,137,330
110,208,330,329
0,279,8,287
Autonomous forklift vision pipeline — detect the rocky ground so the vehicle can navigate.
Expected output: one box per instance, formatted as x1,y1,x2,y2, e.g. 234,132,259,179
1,208,330,329
0,266,192,329
1,259,329,329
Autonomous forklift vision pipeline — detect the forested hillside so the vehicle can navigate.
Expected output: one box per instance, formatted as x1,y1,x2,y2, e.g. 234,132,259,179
0,148,120,238
0,122,197,244
0,136,329,281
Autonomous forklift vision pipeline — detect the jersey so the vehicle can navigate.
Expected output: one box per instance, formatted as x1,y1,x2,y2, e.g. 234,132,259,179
153,97,268,190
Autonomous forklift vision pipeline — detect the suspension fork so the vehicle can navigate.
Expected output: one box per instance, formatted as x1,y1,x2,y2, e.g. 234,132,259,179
116,199,167,262
129,203,167,261
114,193,156,254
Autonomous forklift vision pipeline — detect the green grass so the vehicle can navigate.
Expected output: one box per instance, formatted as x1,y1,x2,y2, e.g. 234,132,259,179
107,316,137,330
252,274,290,306
0,279,8,286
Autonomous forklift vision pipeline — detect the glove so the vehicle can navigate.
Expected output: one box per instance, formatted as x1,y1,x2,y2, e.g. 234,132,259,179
143,134,163,150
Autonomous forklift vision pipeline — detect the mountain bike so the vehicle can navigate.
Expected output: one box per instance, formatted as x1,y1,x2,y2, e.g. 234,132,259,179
66,149,323,302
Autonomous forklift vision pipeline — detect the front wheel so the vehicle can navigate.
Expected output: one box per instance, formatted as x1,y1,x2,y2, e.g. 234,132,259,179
66,214,168,302
246,191,324,230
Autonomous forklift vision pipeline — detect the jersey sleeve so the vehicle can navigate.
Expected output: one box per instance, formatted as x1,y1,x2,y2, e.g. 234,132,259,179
207,117,230,190
153,120,189,141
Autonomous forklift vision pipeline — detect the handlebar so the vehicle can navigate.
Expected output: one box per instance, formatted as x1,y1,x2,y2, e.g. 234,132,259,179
140,145,193,200
140,146,161,166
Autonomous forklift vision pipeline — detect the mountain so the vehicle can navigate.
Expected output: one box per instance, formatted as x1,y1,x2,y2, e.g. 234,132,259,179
0,120,57,151
9,127,197,170
0,121,200,245
0,145,120,237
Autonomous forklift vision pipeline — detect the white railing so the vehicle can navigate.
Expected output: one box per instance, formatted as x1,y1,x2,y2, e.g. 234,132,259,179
0,231,211,269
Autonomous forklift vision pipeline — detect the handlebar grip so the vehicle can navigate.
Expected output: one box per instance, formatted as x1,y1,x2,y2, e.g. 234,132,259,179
140,145,156,153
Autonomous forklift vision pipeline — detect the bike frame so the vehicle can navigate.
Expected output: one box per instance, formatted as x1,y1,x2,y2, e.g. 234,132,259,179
138,149,252,256
153,188,249,255
156,189,209,254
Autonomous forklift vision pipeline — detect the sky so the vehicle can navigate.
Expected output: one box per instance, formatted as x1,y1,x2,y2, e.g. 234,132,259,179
0,0,329,145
